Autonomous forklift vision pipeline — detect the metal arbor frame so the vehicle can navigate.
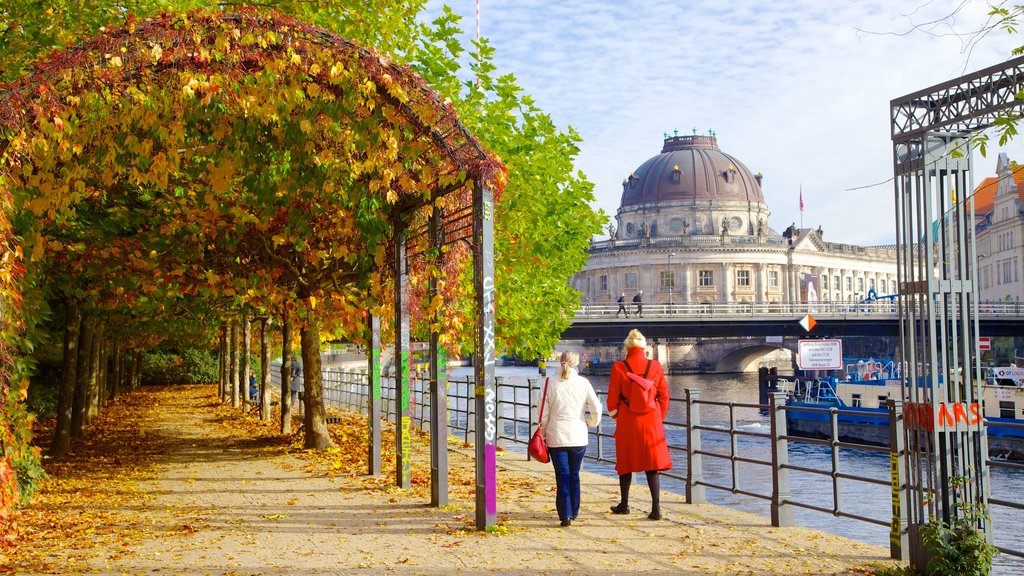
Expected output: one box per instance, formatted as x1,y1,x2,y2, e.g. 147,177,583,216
0,9,505,532
890,54,1024,566
364,183,498,530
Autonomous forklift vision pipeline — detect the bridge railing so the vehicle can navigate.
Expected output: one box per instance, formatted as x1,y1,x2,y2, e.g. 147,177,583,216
574,300,1024,320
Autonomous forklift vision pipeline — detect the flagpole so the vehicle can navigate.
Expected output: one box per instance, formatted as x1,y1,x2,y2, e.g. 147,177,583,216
799,184,804,230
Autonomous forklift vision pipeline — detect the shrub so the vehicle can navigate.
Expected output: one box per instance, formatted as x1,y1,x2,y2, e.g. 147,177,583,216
142,349,219,385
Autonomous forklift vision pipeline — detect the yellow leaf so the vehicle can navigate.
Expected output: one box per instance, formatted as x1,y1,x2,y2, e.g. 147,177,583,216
309,296,317,309
18,378,29,401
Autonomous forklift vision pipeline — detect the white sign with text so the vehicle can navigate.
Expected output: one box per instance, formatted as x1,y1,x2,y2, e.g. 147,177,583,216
797,339,843,370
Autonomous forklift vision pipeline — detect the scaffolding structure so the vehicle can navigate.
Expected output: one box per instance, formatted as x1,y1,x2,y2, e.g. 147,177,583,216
890,54,1024,567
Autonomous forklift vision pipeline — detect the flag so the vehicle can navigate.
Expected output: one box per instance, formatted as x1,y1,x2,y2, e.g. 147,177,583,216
799,186,804,212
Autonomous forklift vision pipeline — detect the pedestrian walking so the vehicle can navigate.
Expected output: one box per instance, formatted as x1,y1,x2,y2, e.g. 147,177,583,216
616,293,629,318
607,329,671,520
632,290,644,317
539,350,602,527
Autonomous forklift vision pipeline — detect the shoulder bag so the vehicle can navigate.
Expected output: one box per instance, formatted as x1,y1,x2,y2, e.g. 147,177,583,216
528,378,550,463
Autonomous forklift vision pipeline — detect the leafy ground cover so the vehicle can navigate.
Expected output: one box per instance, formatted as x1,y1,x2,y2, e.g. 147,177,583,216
3,384,897,574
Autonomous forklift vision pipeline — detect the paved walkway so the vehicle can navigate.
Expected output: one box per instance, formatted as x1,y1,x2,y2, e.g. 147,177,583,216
14,386,896,575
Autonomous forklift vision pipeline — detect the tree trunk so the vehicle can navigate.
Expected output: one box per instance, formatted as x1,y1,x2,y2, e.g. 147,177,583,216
85,320,105,425
51,300,81,458
218,324,227,400
71,316,94,438
300,319,333,450
128,349,138,392
132,350,143,390
280,310,293,435
260,317,272,421
111,343,122,401
241,311,251,408
229,319,239,408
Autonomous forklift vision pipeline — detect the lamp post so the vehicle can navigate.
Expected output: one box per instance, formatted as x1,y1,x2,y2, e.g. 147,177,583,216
668,252,676,311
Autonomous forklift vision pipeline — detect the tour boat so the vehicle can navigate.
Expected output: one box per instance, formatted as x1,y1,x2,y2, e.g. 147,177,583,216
783,359,1024,460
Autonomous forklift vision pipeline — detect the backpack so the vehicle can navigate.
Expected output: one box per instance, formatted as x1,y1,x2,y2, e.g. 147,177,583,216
620,359,658,414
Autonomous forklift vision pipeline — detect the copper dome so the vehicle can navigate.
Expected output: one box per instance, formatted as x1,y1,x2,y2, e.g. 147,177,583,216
619,135,764,208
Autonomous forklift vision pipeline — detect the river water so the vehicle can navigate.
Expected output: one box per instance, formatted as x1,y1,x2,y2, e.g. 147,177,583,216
463,367,1024,574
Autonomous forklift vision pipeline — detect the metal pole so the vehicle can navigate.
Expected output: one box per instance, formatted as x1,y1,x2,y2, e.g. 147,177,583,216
888,398,909,561
685,389,705,504
429,204,449,506
394,221,411,489
769,391,793,527
473,182,497,530
368,314,381,476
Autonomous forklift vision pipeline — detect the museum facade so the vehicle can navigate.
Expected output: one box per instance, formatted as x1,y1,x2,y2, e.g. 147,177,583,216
572,134,899,307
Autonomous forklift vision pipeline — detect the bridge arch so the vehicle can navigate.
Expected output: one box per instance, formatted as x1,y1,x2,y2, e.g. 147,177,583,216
713,344,793,373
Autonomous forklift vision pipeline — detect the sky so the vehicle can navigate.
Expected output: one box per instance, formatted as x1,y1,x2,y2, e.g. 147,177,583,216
423,0,1024,246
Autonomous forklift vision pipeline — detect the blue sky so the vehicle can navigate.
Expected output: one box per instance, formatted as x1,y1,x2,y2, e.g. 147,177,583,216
424,1,1024,246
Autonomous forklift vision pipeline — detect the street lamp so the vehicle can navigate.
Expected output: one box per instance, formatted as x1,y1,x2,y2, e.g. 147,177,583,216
668,252,676,309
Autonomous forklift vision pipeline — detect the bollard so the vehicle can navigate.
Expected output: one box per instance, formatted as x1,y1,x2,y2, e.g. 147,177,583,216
769,391,793,527
888,398,909,561
685,389,706,504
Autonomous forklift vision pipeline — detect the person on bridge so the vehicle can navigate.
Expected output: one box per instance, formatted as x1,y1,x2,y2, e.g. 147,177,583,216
616,293,629,318
607,329,671,520
539,350,602,527
632,290,643,317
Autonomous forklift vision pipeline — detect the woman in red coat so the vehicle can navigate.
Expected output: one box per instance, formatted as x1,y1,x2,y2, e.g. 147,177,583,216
607,329,671,520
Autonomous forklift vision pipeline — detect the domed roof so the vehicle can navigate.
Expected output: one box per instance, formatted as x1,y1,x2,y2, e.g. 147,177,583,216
619,135,765,208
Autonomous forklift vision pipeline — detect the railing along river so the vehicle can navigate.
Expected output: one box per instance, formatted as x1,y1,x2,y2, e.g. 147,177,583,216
271,365,1024,573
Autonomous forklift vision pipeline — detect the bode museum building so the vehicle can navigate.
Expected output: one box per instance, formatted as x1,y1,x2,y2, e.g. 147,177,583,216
572,133,899,312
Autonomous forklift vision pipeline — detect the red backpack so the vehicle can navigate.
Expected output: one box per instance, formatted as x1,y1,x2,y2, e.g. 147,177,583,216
620,359,659,414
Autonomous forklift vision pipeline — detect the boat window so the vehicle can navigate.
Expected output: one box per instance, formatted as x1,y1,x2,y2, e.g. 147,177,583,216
851,393,862,408
1000,401,1015,419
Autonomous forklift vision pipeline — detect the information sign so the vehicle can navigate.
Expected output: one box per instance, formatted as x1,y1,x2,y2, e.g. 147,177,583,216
797,339,843,370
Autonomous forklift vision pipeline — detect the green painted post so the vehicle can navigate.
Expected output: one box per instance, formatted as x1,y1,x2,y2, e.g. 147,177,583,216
368,314,381,477
395,225,411,490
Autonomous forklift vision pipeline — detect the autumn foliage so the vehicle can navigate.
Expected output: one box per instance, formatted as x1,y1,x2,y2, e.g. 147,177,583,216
0,0,604,536
0,6,513,528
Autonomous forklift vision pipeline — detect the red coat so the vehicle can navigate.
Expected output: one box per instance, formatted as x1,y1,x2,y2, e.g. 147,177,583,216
607,347,672,475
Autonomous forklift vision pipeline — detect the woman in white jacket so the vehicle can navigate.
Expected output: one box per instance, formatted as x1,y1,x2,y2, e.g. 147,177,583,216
539,350,602,527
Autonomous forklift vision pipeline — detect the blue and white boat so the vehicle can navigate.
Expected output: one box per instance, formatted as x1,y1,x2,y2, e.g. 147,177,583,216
784,359,1024,460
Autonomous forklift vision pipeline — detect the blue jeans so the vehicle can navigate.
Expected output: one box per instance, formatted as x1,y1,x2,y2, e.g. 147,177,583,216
549,446,587,520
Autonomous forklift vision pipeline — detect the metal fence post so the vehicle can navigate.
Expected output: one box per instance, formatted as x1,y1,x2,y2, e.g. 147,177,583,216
685,389,705,504
888,398,909,561
769,391,793,527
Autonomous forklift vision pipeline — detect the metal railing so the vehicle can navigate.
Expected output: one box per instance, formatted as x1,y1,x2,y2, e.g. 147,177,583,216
574,300,1024,321
985,417,1024,560
276,366,1022,563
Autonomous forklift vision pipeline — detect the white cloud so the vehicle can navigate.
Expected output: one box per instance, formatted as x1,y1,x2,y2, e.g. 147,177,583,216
426,0,1024,245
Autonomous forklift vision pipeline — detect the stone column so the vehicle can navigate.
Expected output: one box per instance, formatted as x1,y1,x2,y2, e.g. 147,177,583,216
682,263,692,303
754,262,765,303
722,263,733,303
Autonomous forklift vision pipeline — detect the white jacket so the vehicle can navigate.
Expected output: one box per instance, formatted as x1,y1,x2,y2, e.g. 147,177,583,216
539,370,602,448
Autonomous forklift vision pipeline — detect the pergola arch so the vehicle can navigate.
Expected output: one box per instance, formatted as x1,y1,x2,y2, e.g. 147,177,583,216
0,8,505,528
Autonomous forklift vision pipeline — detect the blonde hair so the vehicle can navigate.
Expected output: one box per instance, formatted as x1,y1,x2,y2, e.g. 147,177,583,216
559,350,580,381
624,329,647,350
